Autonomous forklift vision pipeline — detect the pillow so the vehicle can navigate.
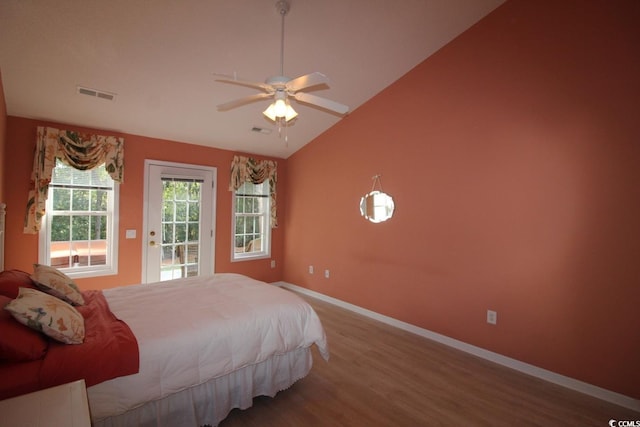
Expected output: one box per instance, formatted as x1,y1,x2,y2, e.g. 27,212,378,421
4,288,85,345
0,270,38,299
0,295,48,361
31,264,85,306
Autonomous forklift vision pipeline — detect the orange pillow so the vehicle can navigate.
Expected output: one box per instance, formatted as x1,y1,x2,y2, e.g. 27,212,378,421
0,270,37,299
0,295,48,361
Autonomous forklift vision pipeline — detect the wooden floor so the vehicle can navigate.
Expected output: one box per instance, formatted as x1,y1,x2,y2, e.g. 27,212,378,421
221,293,639,426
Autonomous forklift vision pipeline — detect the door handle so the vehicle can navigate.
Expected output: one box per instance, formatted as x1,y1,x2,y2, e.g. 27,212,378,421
149,241,157,247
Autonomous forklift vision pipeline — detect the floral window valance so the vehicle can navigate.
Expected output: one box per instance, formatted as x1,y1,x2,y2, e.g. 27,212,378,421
24,126,124,234
229,155,278,228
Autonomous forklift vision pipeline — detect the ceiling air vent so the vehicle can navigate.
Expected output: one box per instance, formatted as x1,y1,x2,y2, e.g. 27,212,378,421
77,86,116,101
251,126,272,135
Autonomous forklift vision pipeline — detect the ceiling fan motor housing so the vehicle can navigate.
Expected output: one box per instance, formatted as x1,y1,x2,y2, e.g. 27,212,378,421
266,75,291,88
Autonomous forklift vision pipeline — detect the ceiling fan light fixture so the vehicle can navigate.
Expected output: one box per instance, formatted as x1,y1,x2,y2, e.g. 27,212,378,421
263,99,297,122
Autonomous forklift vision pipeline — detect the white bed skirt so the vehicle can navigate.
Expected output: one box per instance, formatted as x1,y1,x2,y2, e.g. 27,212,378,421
91,346,313,427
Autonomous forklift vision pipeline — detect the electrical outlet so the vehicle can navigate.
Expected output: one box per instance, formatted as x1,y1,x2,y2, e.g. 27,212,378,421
308,265,314,274
487,310,497,325
324,269,330,279
270,260,276,268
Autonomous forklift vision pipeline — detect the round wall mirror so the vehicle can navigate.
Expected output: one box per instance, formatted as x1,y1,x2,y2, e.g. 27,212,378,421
360,190,395,223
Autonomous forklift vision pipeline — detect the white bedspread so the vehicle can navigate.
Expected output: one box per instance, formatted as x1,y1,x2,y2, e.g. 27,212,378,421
87,273,329,421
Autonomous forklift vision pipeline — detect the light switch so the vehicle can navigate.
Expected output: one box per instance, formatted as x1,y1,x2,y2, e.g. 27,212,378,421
125,229,137,239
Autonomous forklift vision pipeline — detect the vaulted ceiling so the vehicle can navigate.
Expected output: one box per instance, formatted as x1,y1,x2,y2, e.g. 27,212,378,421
0,0,504,158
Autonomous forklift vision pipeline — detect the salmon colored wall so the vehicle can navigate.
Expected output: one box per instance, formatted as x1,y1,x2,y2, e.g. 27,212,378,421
283,0,640,399
0,69,7,203
3,117,285,289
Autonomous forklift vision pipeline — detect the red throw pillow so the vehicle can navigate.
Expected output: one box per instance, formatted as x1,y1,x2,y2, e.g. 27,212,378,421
0,295,49,361
0,270,37,299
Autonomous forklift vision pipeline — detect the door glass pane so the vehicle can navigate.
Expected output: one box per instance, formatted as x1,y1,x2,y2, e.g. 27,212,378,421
160,178,202,281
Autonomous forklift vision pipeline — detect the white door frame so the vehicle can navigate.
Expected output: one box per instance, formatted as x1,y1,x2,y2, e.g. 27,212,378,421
142,159,217,284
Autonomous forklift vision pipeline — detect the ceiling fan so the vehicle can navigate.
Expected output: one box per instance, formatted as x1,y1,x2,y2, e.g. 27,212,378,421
215,0,349,125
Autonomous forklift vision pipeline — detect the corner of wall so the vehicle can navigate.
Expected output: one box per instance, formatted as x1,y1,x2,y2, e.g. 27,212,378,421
0,68,7,203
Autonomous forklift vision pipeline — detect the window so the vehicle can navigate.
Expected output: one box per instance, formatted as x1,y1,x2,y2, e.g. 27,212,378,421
39,159,118,278
232,181,270,260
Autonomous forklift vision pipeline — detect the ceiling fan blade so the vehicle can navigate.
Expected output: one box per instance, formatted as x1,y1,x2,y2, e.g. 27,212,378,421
215,77,273,93
293,92,349,115
286,72,330,92
217,93,272,111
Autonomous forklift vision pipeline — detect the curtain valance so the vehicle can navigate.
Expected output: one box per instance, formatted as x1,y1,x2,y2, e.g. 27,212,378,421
24,126,124,234
229,155,278,228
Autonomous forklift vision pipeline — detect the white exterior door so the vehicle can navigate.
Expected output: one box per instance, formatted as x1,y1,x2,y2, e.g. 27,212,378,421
143,160,216,283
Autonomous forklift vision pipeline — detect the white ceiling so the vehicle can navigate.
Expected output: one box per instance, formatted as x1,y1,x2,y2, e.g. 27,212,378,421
0,0,504,159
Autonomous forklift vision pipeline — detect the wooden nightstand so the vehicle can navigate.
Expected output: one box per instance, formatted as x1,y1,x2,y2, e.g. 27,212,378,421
0,379,91,426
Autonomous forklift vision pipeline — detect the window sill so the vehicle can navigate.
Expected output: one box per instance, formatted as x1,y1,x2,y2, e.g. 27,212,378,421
232,253,271,262
57,267,118,280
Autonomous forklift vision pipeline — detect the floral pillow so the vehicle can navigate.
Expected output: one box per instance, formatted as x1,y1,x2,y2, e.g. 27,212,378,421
4,287,85,345
30,264,85,306
0,295,49,361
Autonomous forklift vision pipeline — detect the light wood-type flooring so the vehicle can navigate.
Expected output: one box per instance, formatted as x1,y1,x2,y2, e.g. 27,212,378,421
221,292,639,426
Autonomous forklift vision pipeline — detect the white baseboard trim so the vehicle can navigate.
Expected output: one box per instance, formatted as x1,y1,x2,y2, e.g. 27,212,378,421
275,281,640,412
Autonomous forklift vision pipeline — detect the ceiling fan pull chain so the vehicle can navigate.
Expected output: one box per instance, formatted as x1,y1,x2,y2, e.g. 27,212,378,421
284,120,289,146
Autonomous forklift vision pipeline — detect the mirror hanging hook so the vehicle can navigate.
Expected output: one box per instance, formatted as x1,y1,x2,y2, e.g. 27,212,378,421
371,174,384,192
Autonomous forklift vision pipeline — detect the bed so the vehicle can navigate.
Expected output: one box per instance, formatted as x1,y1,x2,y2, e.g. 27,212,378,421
0,268,329,427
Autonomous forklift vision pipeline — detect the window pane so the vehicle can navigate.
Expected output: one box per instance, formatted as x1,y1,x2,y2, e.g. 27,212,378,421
90,167,112,187
248,197,255,212
175,201,187,222
50,241,71,268
71,215,89,240
52,188,71,211
91,253,107,266
188,182,200,200
162,245,174,263
163,201,174,221
247,236,261,252
188,202,199,221
72,189,90,210
175,223,186,243
235,216,244,234
163,181,175,200
91,190,108,211
175,182,187,200
187,223,199,241
51,216,70,241
52,160,73,184
163,223,174,244
90,215,107,240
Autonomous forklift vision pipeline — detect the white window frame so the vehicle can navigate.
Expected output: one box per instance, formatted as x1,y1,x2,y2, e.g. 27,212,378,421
38,162,119,279
231,181,271,261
